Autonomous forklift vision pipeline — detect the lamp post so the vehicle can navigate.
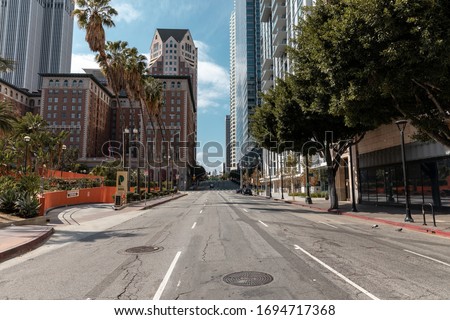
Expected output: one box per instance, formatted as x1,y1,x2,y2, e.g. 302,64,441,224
23,135,30,174
305,154,312,204
347,141,358,212
122,128,129,169
280,153,284,200
61,144,67,175
396,120,414,222
269,151,272,198
133,128,140,195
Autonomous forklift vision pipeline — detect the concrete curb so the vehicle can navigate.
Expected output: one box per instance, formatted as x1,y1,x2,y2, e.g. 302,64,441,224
0,226,54,263
140,193,187,210
0,216,49,229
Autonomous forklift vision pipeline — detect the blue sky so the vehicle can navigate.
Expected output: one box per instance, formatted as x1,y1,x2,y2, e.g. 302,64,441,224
71,0,234,172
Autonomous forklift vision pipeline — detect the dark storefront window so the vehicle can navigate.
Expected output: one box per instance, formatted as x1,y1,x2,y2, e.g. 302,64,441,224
360,157,450,209
438,159,450,207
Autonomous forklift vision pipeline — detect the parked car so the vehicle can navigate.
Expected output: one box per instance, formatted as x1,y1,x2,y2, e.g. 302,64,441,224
243,188,253,195
236,188,242,194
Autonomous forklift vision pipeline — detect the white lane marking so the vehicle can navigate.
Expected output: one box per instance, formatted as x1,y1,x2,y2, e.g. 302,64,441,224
177,281,181,288
319,221,338,229
153,251,182,300
404,249,450,268
200,210,203,214
191,222,197,229
243,209,249,213
294,244,379,300
258,220,269,228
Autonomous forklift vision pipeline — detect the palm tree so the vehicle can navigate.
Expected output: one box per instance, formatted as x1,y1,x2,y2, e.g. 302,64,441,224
97,40,130,134
0,56,16,134
0,102,16,134
0,56,14,72
72,0,117,60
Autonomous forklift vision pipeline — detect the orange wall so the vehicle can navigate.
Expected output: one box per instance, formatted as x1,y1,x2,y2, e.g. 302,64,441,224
39,186,116,216
40,169,104,180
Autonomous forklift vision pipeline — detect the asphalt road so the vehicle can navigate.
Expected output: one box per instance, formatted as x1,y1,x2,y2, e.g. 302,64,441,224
0,186,449,300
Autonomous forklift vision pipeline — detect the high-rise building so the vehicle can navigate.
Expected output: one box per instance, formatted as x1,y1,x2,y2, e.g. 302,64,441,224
259,0,315,196
229,8,237,170
0,0,74,92
233,0,261,163
148,28,198,190
225,115,231,173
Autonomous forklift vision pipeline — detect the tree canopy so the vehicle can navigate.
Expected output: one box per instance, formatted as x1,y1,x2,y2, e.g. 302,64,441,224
291,0,450,146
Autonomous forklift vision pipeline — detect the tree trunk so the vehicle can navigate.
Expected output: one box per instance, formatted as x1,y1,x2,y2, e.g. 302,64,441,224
328,166,338,209
325,142,339,210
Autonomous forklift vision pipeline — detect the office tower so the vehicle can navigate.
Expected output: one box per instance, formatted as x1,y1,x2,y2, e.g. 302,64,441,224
225,114,231,173
229,7,237,170
0,0,74,92
233,0,261,163
148,28,198,190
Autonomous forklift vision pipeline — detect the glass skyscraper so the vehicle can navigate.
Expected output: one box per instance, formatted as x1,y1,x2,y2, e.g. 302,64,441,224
0,0,74,92
233,0,261,162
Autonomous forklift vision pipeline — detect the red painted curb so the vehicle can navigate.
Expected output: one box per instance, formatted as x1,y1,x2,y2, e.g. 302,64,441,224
341,212,450,238
268,197,450,239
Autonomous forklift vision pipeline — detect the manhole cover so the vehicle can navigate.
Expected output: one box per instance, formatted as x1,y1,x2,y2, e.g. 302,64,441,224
124,246,163,254
223,271,273,287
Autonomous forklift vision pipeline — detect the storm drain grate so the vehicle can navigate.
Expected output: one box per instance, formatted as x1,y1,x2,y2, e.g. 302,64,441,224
223,271,273,287
124,246,163,254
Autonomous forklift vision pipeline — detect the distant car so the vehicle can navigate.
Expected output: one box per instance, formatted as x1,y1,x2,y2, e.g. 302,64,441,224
210,183,214,189
236,188,242,194
243,188,253,195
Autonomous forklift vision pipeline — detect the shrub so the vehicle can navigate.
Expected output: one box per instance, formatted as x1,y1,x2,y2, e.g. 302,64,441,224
14,192,41,218
0,175,16,191
17,174,41,194
0,189,19,213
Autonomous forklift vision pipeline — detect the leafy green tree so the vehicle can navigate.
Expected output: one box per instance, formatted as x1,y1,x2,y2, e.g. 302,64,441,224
252,77,366,209
294,0,450,147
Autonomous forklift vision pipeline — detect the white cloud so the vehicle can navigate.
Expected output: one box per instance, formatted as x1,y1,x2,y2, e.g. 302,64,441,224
113,2,143,23
71,54,99,73
196,43,229,113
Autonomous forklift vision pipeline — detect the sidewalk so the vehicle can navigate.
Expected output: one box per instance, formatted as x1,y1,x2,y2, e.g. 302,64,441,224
0,193,187,264
266,192,450,238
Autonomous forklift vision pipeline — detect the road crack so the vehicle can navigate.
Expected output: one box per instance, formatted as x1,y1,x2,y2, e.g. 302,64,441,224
202,234,213,262
117,255,144,300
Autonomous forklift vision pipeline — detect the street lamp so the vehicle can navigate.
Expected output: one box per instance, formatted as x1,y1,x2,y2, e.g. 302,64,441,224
23,135,30,174
133,128,140,195
396,120,414,222
269,151,272,198
122,128,129,169
304,153,312,204
61,144,67,173
280,153,284,200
